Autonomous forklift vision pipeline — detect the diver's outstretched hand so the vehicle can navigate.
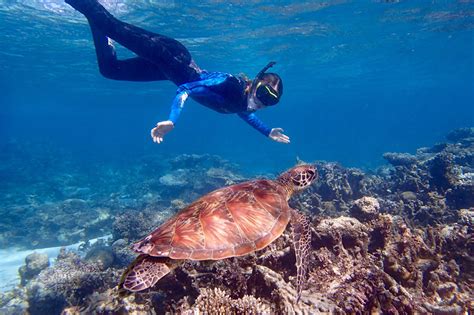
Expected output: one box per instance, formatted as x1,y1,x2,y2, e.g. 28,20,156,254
269,128,290,144
151,121,174,144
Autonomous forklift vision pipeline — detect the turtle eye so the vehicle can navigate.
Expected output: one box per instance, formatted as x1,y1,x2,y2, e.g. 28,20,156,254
292,178,301,186
292,174,305,187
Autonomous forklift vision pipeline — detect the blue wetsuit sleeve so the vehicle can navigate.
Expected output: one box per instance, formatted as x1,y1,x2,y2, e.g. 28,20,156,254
168,90,188,124
168,75,228,124
238,112,272,137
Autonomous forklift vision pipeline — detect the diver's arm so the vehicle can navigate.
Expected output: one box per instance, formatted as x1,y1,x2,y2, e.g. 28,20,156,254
238,112,272,136
238,112,290,143
168,89,189,124
150,90,188,144
151,77,225,144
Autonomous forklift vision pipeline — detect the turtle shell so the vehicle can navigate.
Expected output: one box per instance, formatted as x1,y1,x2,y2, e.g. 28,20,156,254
132,179,291,260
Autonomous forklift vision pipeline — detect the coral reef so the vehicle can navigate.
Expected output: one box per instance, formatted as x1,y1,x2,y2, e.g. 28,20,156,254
0,148,242,249
80,288,156,314
0,128,472,314
111,239,136,267
383,152,418,166
378,129,474,224
19,252,50,286
295,127,474,226
84,246,115,270
0,288,29,315
351,196,380,221
112,209,168,244
26,249,119,315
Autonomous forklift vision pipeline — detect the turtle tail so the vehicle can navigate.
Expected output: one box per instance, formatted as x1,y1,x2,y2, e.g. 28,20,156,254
119,255,172,292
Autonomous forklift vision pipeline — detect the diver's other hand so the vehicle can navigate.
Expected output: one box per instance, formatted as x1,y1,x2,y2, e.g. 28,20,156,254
151,121,174,144
269,128,290,144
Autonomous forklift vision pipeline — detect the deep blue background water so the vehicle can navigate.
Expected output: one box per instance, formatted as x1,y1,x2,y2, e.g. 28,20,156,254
0,0,473,173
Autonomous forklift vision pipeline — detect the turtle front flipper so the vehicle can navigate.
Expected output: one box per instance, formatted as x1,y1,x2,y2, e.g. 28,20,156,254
120,255,172,292
290,209,311,302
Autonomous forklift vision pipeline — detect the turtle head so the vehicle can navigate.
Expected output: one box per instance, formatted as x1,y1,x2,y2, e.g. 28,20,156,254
277,164,318,195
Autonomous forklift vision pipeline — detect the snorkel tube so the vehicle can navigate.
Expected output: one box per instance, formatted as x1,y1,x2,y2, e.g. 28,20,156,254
255,61,276,81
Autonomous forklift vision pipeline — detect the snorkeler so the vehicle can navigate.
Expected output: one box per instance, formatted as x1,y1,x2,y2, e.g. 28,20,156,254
65,0,289,144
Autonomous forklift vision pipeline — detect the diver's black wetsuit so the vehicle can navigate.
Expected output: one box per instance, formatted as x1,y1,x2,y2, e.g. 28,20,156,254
67,0,272,136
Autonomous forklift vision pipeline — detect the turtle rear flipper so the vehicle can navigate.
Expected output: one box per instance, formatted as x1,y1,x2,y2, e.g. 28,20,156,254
291,209,311,302
121,255,171,292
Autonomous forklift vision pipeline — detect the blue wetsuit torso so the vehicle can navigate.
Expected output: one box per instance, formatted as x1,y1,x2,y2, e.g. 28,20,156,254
168,71,272,137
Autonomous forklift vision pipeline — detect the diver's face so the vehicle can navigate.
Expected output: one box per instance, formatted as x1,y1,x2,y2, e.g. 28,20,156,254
247,79,281,111
247,92,266,111
247,80,267,111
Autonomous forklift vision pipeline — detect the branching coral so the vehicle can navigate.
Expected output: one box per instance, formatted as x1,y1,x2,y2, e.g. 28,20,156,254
184,287,272,314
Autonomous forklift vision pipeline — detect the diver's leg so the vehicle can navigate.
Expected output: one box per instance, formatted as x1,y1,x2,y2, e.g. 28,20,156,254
66,0,200,84
90,24,167,81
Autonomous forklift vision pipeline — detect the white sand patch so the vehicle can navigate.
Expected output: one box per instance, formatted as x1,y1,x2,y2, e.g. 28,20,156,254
0,235,111,292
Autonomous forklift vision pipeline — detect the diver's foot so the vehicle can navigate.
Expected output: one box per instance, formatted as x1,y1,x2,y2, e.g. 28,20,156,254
65,0,100,15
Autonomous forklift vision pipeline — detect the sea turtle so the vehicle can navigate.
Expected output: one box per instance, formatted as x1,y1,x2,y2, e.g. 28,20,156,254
121,164,317,300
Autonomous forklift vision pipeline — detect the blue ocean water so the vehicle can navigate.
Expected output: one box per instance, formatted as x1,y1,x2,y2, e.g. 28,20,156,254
1,0,473,172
